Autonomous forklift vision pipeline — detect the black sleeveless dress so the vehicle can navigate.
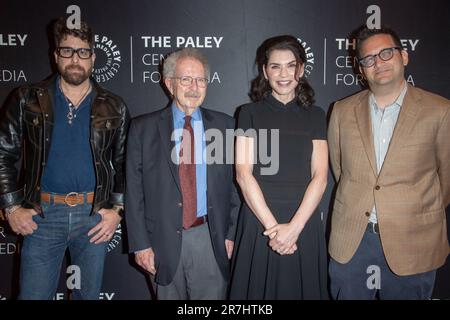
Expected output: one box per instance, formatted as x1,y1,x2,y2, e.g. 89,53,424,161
229,95,329,299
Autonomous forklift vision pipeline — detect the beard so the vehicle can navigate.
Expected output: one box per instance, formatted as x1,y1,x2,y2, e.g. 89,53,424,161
59,64,92,86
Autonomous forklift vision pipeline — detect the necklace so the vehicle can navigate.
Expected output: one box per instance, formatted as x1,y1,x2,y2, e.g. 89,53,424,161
59,81,91,125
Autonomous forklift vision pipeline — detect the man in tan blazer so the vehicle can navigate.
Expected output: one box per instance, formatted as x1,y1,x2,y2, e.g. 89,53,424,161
328,26,450,299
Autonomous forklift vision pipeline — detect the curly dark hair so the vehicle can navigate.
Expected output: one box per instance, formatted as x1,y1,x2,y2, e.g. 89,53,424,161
53,17,93,48
249,35,315,107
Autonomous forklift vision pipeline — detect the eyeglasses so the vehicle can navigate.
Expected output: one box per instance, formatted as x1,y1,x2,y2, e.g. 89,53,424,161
56,47,94,59
358,47,402,68
172,76,209,88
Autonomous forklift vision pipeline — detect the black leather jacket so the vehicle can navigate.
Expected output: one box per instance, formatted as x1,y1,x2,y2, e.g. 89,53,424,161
0,75,130,216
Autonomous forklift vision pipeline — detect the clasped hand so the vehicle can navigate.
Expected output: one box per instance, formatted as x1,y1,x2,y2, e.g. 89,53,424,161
263,223,302,255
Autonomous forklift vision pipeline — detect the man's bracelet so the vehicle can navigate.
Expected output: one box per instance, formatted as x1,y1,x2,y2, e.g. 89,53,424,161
4,204,21,217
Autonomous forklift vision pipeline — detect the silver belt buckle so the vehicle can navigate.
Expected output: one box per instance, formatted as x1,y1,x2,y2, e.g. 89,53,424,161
64,192,79,207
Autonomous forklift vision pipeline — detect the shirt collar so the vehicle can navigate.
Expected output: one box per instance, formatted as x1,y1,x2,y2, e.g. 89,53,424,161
171,103,202,126
54,75,93,105
370,81,408,113
265,93,301,112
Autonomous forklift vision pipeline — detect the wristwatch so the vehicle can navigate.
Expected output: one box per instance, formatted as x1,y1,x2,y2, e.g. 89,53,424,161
112,205,124,218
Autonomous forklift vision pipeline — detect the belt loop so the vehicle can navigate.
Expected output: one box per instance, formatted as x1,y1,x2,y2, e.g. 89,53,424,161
369,222,379,234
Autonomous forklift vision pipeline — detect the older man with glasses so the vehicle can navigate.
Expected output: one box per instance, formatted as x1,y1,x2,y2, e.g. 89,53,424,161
327,26,450,299
125,48,240,300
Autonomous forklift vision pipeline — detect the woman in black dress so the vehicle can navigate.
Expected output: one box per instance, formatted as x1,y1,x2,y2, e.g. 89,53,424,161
229,35,329,299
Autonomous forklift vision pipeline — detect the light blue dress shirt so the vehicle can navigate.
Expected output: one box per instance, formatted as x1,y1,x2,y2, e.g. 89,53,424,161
172,103,207,218
369,83,408,224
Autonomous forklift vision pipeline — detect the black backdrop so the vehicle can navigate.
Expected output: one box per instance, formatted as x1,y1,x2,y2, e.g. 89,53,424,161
0,0,449,300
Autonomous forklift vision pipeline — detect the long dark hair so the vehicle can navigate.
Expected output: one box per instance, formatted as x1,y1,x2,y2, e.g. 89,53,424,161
250,35,315,107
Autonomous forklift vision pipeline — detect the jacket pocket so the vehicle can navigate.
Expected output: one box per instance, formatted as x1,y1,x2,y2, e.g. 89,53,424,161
23,110,43,148
91,116,121,150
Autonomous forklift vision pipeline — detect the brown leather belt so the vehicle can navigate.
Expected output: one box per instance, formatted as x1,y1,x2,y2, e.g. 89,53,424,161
187,215,208,229
40,192,94,207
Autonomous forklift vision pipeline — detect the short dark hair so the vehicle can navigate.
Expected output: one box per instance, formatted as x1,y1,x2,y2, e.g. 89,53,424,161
250,35,315,107
355,26,402,58
53,17,94,48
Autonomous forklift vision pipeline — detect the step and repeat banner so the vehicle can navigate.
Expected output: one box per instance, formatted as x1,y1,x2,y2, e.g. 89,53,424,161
1,0,449,299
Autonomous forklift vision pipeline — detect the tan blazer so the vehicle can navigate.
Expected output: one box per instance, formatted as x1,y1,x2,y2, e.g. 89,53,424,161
328,84,450,276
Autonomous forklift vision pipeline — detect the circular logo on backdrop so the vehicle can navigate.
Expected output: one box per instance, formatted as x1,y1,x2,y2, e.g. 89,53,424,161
107,223,122,253
296,36,315,78
92,35,122,83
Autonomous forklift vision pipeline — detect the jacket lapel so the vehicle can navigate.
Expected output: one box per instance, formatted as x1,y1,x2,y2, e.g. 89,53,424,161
158,107,181,192
200,107,213,191
34,76,57,122
355,91,378,177
378,84,420,176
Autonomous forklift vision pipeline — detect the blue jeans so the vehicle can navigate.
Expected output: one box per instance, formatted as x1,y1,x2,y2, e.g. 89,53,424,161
19,201,107,300
329,224,436,300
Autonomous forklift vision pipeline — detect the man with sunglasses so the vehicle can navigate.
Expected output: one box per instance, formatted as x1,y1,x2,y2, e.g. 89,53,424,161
0,17,129,299
328,26,450,299
125,48,239,299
